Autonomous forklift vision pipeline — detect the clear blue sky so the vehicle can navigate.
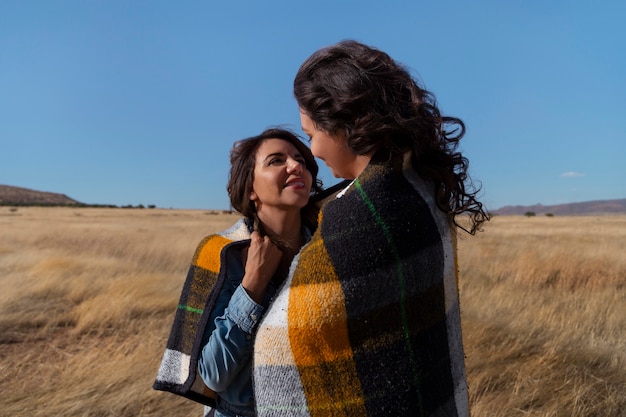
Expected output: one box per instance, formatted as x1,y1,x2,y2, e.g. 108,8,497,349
2,1,625,210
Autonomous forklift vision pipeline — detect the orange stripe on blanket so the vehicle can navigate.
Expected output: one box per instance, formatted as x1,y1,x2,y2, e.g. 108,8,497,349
194,235,231,273
288,238,367,416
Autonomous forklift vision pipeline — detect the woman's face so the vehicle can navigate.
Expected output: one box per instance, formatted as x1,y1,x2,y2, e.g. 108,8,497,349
250,138,313,215
300,110,369,179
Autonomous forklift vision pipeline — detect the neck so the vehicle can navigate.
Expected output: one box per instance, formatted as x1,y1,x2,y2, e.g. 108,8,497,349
256,208,303,252
347,153,373,179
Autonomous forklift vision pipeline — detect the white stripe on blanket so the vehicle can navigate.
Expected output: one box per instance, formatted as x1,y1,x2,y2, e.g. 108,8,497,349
254,252,310,415
255,253,299,365
156,348,190,385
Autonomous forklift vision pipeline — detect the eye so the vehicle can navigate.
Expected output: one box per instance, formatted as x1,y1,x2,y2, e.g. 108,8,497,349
268,157,285,166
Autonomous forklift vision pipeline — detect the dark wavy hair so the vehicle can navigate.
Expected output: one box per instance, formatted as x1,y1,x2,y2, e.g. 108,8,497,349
294,40,489,234
227,127,323,232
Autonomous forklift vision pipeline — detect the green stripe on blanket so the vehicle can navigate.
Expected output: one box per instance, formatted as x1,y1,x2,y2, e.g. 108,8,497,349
354,177,424,415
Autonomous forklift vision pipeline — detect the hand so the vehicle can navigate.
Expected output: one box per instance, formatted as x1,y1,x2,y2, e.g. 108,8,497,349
241,231,283,304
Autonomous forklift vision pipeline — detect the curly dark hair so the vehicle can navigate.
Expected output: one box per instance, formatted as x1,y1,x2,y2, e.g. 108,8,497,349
294,40,489,234
227,127,323,232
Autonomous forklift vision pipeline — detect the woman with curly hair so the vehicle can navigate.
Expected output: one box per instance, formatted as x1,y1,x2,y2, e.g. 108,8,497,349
252,40,489,417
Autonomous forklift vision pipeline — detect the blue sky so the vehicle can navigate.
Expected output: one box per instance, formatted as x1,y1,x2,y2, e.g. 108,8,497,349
2,1,625,210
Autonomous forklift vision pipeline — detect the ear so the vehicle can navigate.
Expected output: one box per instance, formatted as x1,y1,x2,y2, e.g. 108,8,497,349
249,190,258,202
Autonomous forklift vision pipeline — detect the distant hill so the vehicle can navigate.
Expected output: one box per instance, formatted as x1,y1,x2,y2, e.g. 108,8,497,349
0,184,83,206
492,198,626,216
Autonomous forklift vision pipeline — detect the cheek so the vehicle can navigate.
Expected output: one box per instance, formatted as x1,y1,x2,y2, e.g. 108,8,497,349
305,170,313,190
310,138,324,160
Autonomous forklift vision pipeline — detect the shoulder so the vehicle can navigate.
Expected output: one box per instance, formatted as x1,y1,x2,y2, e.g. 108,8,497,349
318,157,445,245
324,160,431,218
191,218,251,271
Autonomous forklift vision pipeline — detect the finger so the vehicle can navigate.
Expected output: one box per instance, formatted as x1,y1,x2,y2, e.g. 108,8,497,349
250,231,262,243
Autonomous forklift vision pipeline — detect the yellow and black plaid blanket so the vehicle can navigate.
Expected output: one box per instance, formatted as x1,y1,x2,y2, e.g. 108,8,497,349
253,153,470,417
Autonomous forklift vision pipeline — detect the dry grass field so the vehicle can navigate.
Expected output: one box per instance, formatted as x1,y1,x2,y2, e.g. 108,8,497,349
0,207,624,416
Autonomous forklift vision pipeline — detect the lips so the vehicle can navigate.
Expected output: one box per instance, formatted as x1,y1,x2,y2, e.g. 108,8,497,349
285,178,306,188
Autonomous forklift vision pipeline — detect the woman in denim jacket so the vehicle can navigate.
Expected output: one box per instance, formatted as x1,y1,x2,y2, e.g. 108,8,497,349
154,127,324,417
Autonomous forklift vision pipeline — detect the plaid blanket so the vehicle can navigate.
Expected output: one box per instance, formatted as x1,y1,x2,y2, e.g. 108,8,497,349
253,153,470,416
153,219,251,408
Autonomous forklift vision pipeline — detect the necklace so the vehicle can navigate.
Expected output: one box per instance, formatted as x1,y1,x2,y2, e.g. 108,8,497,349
336,178,357,199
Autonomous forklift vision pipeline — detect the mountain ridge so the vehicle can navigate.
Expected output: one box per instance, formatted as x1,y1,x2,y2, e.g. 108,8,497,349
491,198,626,216
1,184,625,214
0,184,83,206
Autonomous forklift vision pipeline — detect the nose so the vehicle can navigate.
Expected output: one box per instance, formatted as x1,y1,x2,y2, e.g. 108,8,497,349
286,158,304,174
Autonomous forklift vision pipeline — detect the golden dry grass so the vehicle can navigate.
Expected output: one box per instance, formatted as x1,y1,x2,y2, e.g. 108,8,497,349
0,207,624,416
459,215,626,417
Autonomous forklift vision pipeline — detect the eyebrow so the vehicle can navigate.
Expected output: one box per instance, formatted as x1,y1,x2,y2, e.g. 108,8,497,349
262,151,304,162
263,152,284,162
